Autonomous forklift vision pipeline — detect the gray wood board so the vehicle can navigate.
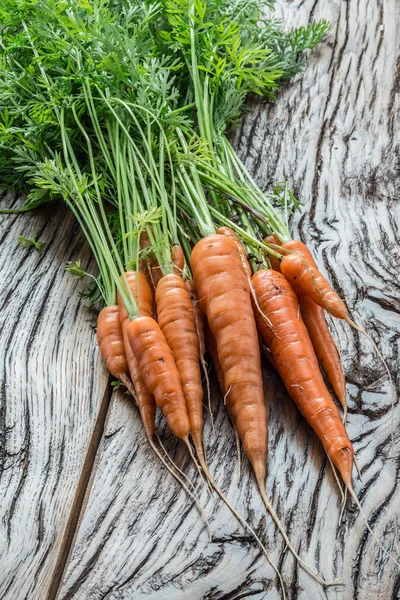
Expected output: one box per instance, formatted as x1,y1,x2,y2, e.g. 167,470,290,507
0,198,110,599
57,0,400,599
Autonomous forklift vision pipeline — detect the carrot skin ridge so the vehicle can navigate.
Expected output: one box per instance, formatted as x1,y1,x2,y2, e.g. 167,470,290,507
127,315,190,440
252,268,354,485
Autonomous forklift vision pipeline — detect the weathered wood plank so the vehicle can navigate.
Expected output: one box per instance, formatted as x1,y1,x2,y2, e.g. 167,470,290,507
0,198,110,599
58,0,400,598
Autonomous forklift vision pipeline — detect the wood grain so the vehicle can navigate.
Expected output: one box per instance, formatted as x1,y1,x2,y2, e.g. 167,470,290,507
13,0,399,598
0,197,110,599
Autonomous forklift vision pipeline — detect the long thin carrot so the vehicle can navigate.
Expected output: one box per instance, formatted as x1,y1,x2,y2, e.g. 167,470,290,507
155,273,204,458
299,293,346,411
127,315,191,441
154,270,286,586
118,271,156,439
191,234,330,585
267,239,346,411
252,268,354,485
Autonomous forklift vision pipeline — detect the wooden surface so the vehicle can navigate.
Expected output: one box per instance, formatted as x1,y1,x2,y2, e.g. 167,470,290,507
1,0,399,599
0,198,111,599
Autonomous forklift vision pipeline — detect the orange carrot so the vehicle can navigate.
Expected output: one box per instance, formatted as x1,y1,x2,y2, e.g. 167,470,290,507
171,245,185,275
252,268,354,486
267,239,346,410
266,245,398,566
127,316,190,441
155,274,204,457
118,271,156,439
264,234,283,272
280,241,348,319
299,293,346,410
216,226,252,278
191,234,268,482
191,235,331,584
97,306,135,395
139,230,163,291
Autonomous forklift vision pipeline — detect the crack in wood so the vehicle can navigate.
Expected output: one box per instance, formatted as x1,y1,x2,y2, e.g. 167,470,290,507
46,375,114,600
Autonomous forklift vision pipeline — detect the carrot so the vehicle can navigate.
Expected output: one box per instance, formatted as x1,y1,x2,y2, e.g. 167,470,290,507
139,230,163,291
252,268,354,484
191,234,329,584
203,319,224,398
97,305,135,395
171,244,185,275
118,271,156,439
299,293,346,411
155,274,204,458
264,234,283,272
216,226,272,330
118,274,212,534
266,239,346,411
127,315,190,441
216,226,252,278
191,234,268,481
280,241,348,319
265,250,398,566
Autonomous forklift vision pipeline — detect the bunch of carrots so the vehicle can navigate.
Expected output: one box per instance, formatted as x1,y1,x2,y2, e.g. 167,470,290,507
0,0,396,594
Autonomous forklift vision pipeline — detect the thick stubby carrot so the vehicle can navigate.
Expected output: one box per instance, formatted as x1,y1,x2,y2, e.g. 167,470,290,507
252,268,354,486
127,316,190,440
156,274,204,456
264,234,283,272
171,245,185,275
280,240,348,319
97,305,129,379
216,226,252,278
190,234,268,483
118,271,156,439
268,239,346,409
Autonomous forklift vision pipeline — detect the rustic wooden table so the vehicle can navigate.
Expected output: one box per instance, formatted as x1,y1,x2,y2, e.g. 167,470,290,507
1,1,399,599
